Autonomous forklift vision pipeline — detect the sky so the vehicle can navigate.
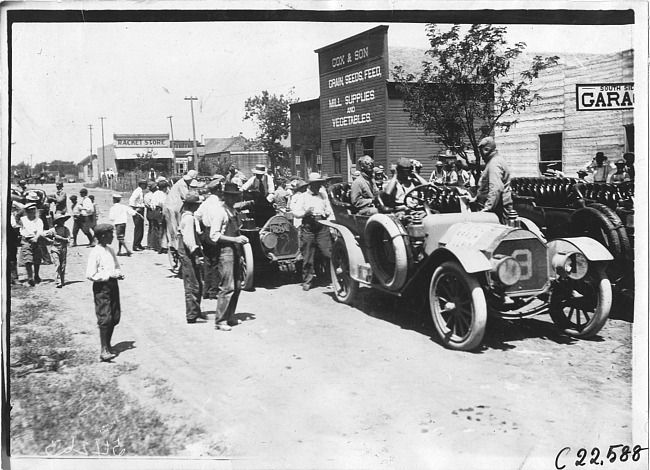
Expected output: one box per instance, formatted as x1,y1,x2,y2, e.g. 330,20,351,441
9,17,636,166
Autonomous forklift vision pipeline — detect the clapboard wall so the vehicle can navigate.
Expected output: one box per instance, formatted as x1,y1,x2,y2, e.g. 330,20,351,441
495,50,634,177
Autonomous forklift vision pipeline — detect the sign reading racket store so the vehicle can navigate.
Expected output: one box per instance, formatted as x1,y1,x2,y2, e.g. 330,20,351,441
316,26,388,133
576,83,634,111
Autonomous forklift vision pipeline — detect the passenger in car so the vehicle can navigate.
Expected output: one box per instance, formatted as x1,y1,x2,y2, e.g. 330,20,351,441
350,155,379,215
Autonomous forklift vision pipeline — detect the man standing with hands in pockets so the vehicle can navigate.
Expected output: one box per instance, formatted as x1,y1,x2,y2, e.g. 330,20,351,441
209,183,249,331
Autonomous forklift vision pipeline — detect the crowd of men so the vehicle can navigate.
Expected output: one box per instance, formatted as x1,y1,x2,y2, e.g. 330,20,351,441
9,141,635,361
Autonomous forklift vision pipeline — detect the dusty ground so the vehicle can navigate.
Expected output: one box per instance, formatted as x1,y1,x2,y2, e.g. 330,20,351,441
8,182,643,470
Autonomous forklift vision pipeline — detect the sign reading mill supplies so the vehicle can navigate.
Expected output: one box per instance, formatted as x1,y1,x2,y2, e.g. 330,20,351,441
317,27,388,134
576,83,634,111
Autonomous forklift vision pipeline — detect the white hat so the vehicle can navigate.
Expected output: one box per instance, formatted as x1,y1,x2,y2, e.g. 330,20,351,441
112,193,123,199
252,164,267,175
183,169,198,181
307,172,324,183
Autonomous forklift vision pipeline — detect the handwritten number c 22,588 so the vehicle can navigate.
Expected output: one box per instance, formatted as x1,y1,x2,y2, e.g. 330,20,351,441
556,445,648,469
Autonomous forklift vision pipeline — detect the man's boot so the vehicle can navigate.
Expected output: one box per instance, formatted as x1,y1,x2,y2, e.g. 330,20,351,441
107,324,116,355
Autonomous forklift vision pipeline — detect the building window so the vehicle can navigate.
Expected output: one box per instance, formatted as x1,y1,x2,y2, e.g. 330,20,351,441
361,136,375,159
538,133,563,174
346,139,357,180
331,141,341,175
625,125,634,152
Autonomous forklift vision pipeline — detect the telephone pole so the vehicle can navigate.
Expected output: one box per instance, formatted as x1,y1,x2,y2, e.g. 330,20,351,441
184,97,198,171
167,115,176,172
99,117,106,175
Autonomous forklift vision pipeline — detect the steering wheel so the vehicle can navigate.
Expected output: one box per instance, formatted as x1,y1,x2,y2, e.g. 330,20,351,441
403,183,440,210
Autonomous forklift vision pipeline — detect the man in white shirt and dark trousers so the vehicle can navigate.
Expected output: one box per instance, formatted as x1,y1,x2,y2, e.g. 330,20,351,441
86,224,124,362
291,172,333,291
129,179,148,251
109,193,140,256
78,188,96,246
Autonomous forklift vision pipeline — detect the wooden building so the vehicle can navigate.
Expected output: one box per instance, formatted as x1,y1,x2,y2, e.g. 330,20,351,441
203,135,268,177
495,50,634,177
309,25,444,182
290,99,321,179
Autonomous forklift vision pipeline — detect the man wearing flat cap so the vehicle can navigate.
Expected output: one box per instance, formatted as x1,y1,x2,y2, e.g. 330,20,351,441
291,172,333,291
351,155,379,215
474,136,513,223
86,224,124,362
129,179,148,251
179,192,205,323
381,157,429,211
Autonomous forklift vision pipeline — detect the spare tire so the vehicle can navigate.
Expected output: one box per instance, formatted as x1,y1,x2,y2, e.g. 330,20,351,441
588,203,630,262
364,214,412,291
568,206,623,261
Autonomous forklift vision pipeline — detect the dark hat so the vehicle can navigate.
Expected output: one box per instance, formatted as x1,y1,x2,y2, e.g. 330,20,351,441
184,191,201,204
147,181,157,190
222,182,242,194
94,223,114,237
595,151,606,160
19,179,26,185
396,157,411,169
56,181,64,186
577,169,588,176
53,213,71,223
79,188,88,195
138,178,148,185
24,203,37,210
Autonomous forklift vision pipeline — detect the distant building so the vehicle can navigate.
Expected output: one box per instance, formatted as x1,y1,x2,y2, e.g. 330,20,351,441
77,154,99,182
170,139,204,174
290,99,321,179
203,135,268,177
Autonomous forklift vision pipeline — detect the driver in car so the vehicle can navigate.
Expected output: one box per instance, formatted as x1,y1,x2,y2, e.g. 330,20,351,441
380,157,429,213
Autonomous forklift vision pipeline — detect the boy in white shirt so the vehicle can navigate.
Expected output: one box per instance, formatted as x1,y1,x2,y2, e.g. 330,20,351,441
108,193,141,256
86,224,124,362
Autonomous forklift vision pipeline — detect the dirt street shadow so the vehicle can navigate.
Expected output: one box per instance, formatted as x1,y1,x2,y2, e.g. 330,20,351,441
112,341,136,356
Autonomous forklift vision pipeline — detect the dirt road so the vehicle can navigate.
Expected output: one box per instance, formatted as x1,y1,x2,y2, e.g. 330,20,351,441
11,183,639,469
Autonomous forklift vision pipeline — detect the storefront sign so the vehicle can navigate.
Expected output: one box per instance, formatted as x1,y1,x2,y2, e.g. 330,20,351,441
318,27,387,132
576,83,634,111
114,134,169,147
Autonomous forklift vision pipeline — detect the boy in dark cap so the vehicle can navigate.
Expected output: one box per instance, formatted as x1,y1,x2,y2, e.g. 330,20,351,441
46,213,72,288
86,224,124,362
179,192,205,323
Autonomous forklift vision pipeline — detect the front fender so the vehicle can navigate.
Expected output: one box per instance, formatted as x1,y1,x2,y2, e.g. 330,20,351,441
319,220,367,281
429,246,492,274
547,236,614,262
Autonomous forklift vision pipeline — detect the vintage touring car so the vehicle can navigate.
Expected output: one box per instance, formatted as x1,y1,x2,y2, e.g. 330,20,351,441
322,182,613,351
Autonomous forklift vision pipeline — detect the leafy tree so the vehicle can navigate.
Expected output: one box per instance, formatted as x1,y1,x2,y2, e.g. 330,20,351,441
243,90,296,172
393,24,559,163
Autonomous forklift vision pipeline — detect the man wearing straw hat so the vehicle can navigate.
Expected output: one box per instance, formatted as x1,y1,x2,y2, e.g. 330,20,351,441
291,172,333,291
209,182,249,331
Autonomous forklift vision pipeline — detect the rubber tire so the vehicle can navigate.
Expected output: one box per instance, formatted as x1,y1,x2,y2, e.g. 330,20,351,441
429,261,488,351
549,269,612,338
588,203,631,262
365,214,410,291
568,207,622,260
329,239,359,305
239,242,255,291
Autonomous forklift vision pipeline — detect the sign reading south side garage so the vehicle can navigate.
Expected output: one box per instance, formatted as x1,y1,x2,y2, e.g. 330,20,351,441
317,27,388,134
576,83,634,111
